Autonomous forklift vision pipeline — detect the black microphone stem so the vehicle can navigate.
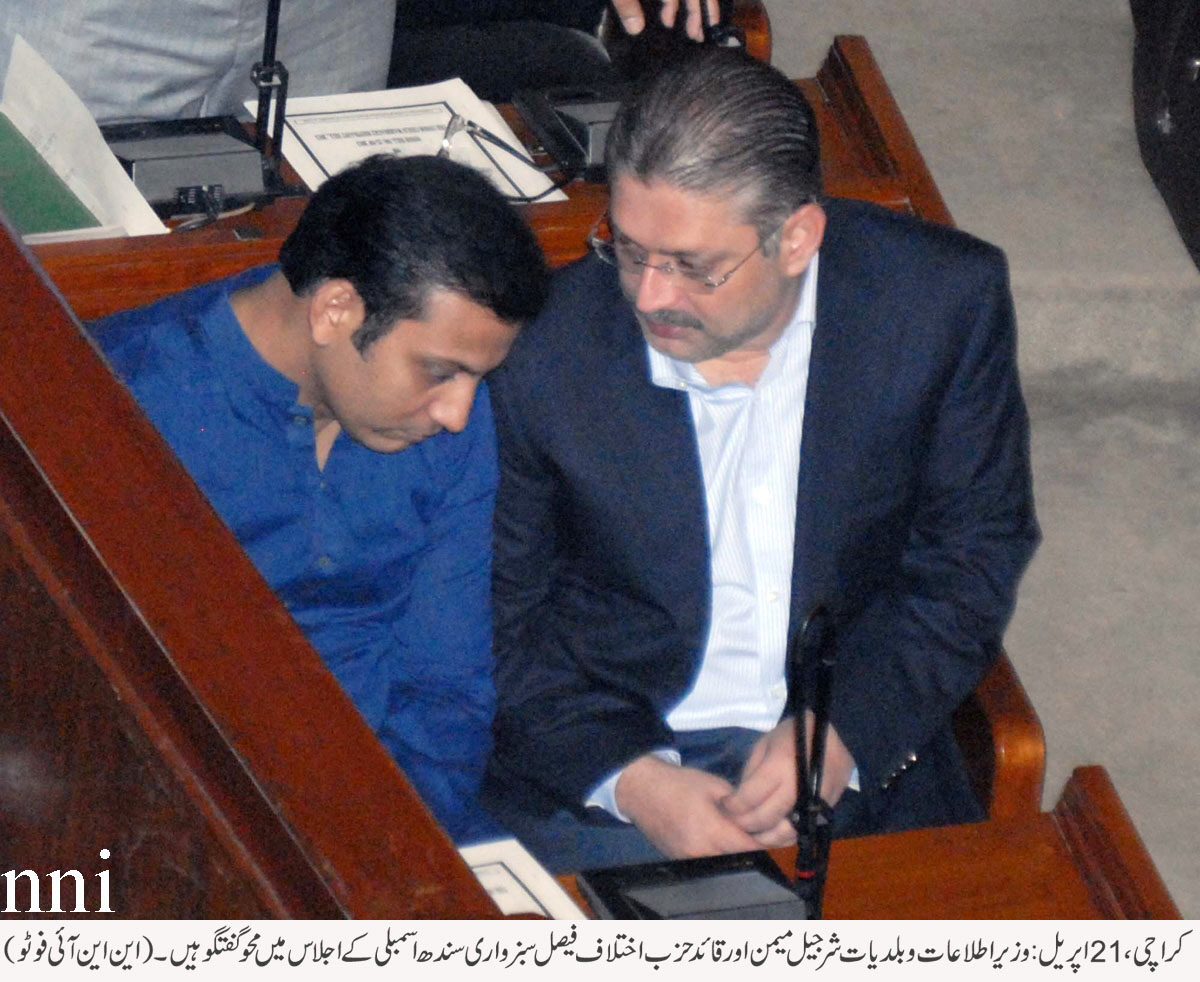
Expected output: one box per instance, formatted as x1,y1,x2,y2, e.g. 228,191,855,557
253,0,291,192
790,605,836,919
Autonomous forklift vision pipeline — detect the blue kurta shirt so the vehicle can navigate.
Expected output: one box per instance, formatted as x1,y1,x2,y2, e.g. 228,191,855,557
89,265,502,843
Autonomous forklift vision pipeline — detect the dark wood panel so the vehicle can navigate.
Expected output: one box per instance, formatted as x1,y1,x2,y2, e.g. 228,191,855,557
1,503,281,918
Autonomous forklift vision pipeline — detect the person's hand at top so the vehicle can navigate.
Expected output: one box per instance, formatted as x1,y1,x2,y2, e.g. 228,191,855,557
609,1,721,42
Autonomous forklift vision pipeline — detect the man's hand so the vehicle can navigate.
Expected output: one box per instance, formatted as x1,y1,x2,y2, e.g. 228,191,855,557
720,716,857,848
610,1,721,42
718,720,799,847
614,754,763,858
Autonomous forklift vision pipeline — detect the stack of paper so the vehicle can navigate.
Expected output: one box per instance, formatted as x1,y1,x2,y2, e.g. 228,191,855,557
460,838,585,919
0,36,166,243
258,78,565,202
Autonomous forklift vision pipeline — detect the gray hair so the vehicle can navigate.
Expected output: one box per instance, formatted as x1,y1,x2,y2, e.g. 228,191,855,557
605,47,822,247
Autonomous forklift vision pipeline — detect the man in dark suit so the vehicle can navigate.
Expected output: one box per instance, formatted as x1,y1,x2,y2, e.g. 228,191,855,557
483,47,1039,872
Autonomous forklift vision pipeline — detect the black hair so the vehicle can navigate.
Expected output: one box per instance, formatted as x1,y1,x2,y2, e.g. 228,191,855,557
278,154,548,351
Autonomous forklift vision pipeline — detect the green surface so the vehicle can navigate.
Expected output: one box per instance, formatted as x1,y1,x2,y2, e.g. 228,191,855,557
0,112,99,234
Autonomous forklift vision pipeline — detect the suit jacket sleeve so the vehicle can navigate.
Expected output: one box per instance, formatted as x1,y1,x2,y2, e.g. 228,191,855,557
809,218,1039,811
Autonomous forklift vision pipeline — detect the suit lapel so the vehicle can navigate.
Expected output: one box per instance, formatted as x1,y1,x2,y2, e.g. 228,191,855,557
792,202,876,628
600,304,712,638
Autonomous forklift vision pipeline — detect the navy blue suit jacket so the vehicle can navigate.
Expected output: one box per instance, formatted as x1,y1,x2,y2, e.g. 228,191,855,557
487,197,1039,832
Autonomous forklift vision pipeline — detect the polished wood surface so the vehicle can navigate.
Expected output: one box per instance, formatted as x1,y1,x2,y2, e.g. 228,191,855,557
824,768,1179,919
561,768,1180,919
730,0,772,63
1051,767,1181,919
811,36,953,226
954,653,1046,820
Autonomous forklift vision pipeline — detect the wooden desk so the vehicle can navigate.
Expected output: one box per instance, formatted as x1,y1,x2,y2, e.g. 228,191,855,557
33,37,950,320
822,767,1179,919
561,768,1180,919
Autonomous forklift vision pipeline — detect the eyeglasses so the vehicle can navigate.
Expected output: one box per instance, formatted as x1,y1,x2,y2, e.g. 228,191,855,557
588,215,763,294
436,111,568,204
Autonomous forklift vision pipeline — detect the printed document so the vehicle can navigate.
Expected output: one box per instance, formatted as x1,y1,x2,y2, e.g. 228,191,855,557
460,838,585,919
1,35,166,241
257,79,565,201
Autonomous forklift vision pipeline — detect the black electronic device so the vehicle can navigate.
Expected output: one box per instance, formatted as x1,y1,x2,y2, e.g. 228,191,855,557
101,115,263,216
511,81,628,183
577,850,808,920
513,0,744,182
99,0,299,220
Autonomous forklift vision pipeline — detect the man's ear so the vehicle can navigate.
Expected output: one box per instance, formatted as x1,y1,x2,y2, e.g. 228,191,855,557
776,202,827,278
308,279,366,347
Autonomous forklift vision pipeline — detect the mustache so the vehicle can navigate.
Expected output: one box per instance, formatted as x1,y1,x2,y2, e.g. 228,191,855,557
643,308,704,331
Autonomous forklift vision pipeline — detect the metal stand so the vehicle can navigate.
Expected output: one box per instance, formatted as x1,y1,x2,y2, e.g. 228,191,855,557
251,0,292,194
788,606,837,919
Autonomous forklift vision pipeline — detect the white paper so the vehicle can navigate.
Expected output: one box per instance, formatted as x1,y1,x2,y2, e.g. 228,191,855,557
460,838,586,919
1,35,166,239
21,224,128,246
256,79,566,202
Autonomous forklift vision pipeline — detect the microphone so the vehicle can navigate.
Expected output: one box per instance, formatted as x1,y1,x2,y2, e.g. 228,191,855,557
576,603,837,920
101,0,301,217
251,0,292,194
787,605,836,919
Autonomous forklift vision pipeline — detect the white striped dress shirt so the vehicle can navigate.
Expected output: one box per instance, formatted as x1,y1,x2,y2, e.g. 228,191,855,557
661,254,817,732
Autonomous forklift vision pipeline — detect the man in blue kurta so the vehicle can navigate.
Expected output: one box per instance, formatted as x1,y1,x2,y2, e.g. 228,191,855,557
88,155,548,843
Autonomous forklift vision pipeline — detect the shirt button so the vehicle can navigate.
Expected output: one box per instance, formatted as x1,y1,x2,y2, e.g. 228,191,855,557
317,555,334,571
292,415,306,427
767,589,781,603
769,681,786,701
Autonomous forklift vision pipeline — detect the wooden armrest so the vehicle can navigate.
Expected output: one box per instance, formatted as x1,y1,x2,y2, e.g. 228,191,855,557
953,652,1047,821
729,0,771,63
1052,766,1181,919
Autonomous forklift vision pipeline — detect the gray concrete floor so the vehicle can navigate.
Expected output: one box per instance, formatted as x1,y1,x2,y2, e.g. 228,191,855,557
1015,370,1200,914
763,0,1200,915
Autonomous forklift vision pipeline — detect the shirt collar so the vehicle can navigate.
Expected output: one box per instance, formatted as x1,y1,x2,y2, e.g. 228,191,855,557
202,264,311,417
647,250,820,393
